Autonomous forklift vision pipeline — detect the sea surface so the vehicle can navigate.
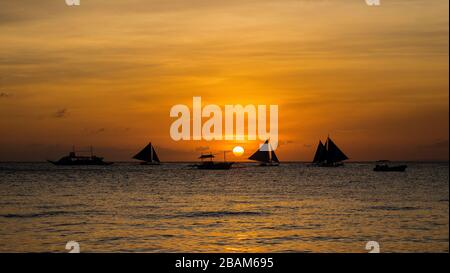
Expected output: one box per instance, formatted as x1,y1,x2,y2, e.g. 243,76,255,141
0,162,448,253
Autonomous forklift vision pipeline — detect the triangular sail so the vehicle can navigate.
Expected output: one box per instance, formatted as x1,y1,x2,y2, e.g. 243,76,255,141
133,143,160,163
326,138,348,163
271,150,280,163
313,141,327,163
151,146,161,163
248,140,271,163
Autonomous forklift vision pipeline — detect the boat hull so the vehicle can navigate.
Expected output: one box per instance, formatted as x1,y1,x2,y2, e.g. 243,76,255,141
139,162,161,165
312,162,344,167
195,162,234,170
48,160,113,166
259,162,280,167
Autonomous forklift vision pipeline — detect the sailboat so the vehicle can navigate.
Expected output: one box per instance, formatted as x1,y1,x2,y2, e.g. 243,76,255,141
312,136,348,167
133,142,161,165
248,139,280,166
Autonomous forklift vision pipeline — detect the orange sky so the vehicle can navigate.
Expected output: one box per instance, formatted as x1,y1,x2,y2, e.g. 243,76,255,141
0,0,448,162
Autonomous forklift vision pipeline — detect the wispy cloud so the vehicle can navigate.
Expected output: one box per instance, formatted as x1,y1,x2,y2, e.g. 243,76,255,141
0,92,11,98
94,128,106,134
419,139,449,150
53,108,68,118
195,146,210,152
83,127,108,135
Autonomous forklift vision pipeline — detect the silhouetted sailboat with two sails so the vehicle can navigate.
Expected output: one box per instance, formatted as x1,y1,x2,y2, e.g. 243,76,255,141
248,139,280,166
133,142,161,165
312,136,348,167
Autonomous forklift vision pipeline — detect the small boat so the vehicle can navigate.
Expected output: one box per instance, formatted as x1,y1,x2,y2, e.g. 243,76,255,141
195,152,234,170
133,142,161,165
374,164,407,172
248,139,280,166
312,136,348,167
48,146,113,166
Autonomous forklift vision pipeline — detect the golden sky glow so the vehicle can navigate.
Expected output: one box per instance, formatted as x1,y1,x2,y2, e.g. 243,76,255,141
0,0,448,161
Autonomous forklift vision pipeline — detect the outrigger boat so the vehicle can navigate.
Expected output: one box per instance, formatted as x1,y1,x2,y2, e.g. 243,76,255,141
312,136,348,167
133,142,161,165
248,139,280,166
195,152,234,170
48,146,113,166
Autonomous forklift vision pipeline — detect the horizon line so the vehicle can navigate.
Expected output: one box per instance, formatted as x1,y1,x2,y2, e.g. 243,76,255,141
1,160,448,164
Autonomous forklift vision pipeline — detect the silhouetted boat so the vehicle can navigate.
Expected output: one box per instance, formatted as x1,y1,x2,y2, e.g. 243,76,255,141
133,142,161,165
48,147,113,166
248,139,280,166
374,164,407,172
195,152,234,170
312,136,348,167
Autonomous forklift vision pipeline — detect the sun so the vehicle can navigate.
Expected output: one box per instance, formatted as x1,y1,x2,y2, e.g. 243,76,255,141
232,146,245,157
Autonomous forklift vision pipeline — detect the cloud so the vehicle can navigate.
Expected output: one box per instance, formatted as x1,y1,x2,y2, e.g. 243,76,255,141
53,108,68,118
278,140,294,147
419,139,449,150
83,127,107,135
0,92,11,98
195,146,210,152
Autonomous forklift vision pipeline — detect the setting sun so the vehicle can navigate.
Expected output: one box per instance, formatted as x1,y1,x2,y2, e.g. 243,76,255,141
233,146,245,157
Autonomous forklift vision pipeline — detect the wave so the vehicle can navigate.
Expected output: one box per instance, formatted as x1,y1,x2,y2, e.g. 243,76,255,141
176,210,268,218
1,210,71,219
1,209,108,219
366,205,426,211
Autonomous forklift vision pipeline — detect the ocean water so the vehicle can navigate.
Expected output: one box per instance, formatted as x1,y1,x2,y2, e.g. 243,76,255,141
0,162,448,253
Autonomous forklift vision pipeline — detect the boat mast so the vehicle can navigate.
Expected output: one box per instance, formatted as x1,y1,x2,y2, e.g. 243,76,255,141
150,143,153,163
269,142,273,163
